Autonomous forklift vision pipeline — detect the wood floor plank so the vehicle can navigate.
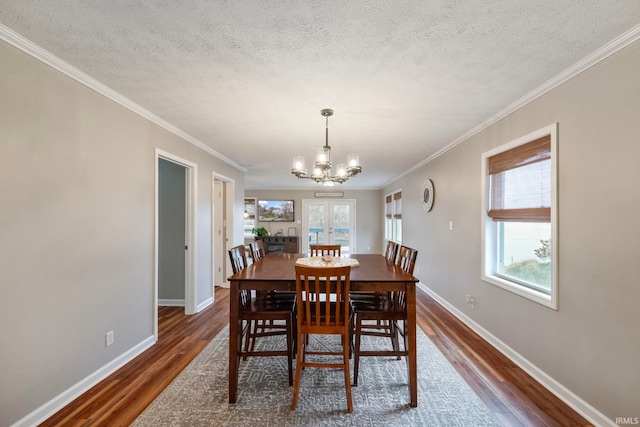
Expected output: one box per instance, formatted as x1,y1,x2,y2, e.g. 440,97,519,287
40,290,229,426
39,286,591,426
415,289,591,426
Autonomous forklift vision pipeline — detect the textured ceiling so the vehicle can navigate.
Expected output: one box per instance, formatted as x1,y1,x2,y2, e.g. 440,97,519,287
1,1,639,189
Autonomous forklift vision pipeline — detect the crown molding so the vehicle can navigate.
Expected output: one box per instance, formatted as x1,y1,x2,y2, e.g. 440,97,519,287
0,23,247,173
390,23,640,185
3,20,638,184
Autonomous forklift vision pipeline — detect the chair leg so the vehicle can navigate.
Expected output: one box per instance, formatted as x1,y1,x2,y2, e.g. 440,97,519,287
390,321,401,360
291,332,305,410
242,320,253,361
353,319,362,386
301,334,307,369
402,319,408,358
343,330,353,413
248,320,260,354
292,316,297,358
286,315,293,386
349,314,355,359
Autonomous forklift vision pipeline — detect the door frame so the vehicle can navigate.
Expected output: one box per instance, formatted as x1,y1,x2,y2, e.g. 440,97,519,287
154,148,198,340
301,198,356,254
212,173,235,288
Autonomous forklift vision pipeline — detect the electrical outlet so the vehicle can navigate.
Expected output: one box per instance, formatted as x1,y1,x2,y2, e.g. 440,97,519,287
106,330,114,347
449,221,453,230
466,295,475,309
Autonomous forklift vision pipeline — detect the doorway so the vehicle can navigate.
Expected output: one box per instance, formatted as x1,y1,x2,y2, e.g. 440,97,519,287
154,149,197,340
301,199,356,254
212,175,235,288
158,158,186,307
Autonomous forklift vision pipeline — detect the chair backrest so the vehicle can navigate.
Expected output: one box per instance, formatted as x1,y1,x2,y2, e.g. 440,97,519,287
295,265,351,333
249,240,266,261
309,244,341,257
397,246,418,275
228,245,248,274
384,240,399,263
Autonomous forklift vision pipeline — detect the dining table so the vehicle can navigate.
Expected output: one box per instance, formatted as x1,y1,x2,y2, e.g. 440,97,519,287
227,252,419,407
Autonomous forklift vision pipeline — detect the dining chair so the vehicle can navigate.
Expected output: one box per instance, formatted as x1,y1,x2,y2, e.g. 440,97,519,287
384,240,399,263
309,244,341,257
247,239,296,353
228,245,296,385
229,244,249,274
248,240,266,262
349,239,400,339
352,240,398,302
351,245,418,386
291,265,353,413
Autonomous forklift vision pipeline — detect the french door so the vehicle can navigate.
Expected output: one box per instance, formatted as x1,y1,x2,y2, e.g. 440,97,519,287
301,199,356,254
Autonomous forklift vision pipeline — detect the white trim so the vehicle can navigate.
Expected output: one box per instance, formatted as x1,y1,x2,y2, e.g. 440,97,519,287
197,296,214,312
389,23,640,187
243,196,258,238
0,24,246,173
314,191,344,198
4,20,637,192
300,199,357,254
248,185,381,191
417,283,617,427
383,189,403,245
480,123,558,310
10,336,155,427
158,299,186,307
211,172,236,290
155,148,198,339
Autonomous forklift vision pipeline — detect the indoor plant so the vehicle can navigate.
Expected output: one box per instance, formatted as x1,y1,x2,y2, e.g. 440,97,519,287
252,227,269,237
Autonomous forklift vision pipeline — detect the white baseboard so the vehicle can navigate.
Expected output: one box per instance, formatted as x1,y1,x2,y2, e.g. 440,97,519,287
11,335,156,427
417,283,615,427
158,299,185,307
197,297,214,312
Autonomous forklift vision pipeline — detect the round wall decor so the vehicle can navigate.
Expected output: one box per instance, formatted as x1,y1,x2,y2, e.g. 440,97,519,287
422,179,434,212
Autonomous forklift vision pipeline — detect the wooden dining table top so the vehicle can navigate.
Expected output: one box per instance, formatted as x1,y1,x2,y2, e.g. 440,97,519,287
227,252,418,285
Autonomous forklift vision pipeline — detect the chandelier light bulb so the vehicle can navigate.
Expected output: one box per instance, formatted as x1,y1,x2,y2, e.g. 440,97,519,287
316,147,330,166
293,156,305,171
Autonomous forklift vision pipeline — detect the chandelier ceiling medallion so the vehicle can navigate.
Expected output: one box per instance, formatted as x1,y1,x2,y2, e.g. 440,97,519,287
291,109,362,186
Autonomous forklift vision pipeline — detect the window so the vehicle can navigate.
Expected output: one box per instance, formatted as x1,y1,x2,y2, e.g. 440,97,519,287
244,198,256,236
384,190,402,244
481,124,558,309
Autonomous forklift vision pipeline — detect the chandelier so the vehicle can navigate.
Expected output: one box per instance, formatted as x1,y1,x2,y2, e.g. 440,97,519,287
291,109,362,186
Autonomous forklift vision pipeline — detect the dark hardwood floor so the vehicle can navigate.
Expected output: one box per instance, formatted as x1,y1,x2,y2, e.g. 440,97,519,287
40,287,591,426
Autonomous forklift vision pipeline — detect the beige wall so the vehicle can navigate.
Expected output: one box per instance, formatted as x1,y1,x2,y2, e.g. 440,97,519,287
245,189,383,254
0,41,244,425
3,23,638,427
386,41,640,422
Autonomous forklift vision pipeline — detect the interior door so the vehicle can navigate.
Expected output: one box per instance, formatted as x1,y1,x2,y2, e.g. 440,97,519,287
301,199,356,254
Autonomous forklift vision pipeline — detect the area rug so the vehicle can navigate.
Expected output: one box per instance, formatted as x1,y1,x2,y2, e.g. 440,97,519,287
133,325,500,426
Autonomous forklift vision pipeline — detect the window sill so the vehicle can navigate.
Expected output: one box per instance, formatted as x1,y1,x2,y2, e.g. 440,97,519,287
482,274,558,310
